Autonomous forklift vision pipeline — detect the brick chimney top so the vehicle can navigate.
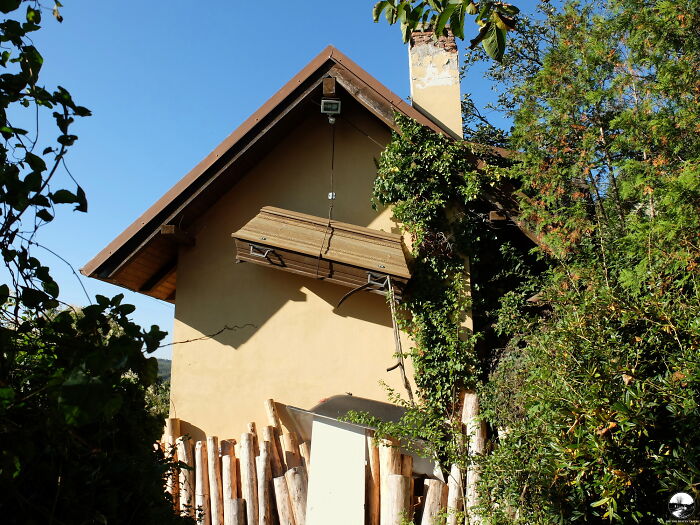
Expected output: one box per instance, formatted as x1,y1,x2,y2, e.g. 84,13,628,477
408,29,463,138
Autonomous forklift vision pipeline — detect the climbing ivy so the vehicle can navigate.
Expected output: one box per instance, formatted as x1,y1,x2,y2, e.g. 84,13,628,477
360,114,536,471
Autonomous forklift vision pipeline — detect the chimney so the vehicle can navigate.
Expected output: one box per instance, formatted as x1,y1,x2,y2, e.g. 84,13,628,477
408,30,463,138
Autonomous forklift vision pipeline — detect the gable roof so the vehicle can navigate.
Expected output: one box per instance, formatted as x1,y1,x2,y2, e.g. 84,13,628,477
80,46,456,302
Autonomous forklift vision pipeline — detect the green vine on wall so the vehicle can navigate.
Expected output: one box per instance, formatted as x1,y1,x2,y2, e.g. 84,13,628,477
373,114,480,414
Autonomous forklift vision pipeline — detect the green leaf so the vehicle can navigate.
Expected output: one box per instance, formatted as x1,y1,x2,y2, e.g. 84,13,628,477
482,22,506,62
25,152,46,173
465,1,478,15
435,4,458,36
0,283,9,305
0,0,21,14
74,185,87,212
36,209,53,222
42,279,59,298
57,134,77,146
499,3,520,15
50,189,77,204
373,1,389,23
21,287,48,308
591,497,611,508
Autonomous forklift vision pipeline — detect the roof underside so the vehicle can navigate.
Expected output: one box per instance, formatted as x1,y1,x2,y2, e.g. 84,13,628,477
80,46,452,303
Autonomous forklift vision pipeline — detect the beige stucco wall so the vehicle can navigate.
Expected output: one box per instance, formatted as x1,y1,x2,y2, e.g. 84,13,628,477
170,103,416,440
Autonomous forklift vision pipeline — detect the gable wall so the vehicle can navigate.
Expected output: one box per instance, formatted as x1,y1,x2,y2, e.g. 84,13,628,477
170,102,414,440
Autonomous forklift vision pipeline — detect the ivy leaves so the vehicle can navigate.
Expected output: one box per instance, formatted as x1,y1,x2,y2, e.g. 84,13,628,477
372,0,519,61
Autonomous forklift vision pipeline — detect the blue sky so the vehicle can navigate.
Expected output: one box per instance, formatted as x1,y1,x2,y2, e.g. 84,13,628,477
26,1,532,358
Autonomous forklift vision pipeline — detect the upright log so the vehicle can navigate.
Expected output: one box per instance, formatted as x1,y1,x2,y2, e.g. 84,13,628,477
222,440,240,525
207,437,224,525
386,474,411,525
177,436,195,517
282,432,302,469
221,440,239,499
401,454,414,512
195,440,211,525
464,391,486,525
273,476,295,525
298,441,311,471
285,466,308,525
262,425,284,478
447,391,466,525
445,464,463,525
420,479,448,525
240,432,259,525
257,441,272,525
265,399,287,472
366,434,381,525
164,418,181,507
224,499,246,525
249,422,260,457
379,439,402,525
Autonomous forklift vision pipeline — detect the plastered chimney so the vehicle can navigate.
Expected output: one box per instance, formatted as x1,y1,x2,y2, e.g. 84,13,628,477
408,30,463,138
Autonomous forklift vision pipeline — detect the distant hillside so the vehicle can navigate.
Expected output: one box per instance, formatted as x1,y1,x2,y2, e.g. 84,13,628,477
157,358,171,382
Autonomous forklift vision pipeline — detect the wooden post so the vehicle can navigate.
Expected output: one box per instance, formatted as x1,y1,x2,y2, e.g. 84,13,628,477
273,476,295,525
224,499,246,525
464,391,486,525
195,440,211,525
366,434,381,525
249,422,260,457
285,466,308,525
379,438,402,525
257,441,272,525
298,441,311,471
207,437,223,525
401,454,414,513
265,399,287,472
445,464,463,525
164,417,181,444
240,432,259,525
446,390,466,525
221,440,238,499
420,479,448,525
177,436,195,517
386,474,411,525
282,432,302,469
262,425,284,478
164,418,181,507
222,440,239,525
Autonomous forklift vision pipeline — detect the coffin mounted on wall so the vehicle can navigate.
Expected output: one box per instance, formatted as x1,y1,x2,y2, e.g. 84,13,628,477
232,207,411,294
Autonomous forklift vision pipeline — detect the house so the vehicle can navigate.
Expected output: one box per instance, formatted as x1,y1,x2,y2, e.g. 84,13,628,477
81,34,467,442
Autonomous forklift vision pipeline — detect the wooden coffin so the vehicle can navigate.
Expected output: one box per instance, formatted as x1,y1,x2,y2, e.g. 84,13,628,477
232,207,410,291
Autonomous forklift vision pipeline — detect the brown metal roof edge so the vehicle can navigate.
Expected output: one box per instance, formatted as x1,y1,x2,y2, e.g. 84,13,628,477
81,45,338,278
81,45,461,280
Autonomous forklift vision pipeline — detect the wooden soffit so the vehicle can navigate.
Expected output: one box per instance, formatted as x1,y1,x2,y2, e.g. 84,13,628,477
232,207,411,290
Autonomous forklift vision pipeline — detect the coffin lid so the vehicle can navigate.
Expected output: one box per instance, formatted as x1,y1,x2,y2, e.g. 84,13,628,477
232,206,411,280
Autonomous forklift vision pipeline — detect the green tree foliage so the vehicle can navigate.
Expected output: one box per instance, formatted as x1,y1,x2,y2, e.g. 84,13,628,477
0,2,192,522
372,0,520,61
479,1,700,522
371,0,699,522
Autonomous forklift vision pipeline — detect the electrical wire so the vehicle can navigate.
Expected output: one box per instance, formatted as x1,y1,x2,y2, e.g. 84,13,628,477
314,118,336,278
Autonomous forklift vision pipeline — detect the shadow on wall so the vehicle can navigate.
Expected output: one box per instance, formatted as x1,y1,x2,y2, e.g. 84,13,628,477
209,262,394,350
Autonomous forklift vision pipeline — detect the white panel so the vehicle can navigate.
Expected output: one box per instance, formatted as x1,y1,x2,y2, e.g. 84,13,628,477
306,417,367,525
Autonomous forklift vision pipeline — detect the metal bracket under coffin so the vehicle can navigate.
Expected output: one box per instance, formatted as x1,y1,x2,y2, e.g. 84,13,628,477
231,206,411,295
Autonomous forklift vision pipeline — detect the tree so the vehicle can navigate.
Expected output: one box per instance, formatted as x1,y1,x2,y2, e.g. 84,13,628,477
372,0,521,61
371,0,700,522
0,3,192,522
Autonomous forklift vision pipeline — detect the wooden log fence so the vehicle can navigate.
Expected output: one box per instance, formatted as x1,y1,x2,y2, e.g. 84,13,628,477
162,399,459,525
